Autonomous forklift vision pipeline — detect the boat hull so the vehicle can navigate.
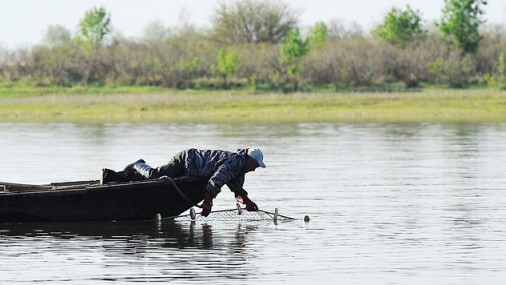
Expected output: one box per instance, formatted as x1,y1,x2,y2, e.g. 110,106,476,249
0,177,208,223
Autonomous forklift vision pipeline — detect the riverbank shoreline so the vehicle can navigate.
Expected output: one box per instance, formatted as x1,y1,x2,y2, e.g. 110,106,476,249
1,88,505,123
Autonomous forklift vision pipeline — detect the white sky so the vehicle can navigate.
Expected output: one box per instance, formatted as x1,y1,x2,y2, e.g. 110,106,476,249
1,0,505,48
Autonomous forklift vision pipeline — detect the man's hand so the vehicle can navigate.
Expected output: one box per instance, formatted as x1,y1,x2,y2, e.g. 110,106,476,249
237,195,258,211
201,202,212,217
201,192,213,217
245,200,258,211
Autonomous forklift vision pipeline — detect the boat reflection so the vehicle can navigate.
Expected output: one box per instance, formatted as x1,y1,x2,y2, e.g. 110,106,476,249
0,219,259,253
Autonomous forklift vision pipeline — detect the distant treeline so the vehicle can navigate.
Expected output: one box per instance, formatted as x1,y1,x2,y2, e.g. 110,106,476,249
0,0,505,92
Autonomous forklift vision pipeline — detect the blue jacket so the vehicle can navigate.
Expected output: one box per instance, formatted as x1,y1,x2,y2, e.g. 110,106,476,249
185,148,249,198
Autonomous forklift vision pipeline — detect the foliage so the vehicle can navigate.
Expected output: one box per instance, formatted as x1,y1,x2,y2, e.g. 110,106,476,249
307,22,328,47
484,51,506,88
77,6,112,47
211,0,298,44
439,0,487,53
216,48,238,88
280,28,308,63
325,38,382,88
428,51,476,87
141,20,172,43
375,5,426,48
43,25,72,47
326,19,365,39
217,48,237,75
498,51,506,82
1,0,506,92
279,28,309,91
1,28,505,91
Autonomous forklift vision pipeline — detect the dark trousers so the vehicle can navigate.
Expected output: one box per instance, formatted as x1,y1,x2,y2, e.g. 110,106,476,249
150,150,187,178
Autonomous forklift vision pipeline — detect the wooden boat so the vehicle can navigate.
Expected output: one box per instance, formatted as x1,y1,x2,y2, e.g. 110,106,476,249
0,176,208,223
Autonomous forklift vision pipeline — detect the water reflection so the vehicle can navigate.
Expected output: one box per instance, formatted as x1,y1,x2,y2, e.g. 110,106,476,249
0,219,258,252
0,220,264,283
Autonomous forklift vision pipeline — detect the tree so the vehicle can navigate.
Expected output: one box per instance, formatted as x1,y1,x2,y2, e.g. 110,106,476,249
279,28,308,91
375,5,425,48
307,22,328,47
77,6,112,46
327,19,365,39
75,7,112,85
211,0,299,44
216,47,238,88
141,20,172,43
280,28,308,63
439,0,487,53
43,25,72,47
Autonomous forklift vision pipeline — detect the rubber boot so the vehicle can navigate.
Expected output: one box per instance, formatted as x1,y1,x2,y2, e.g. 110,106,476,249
133,161,155,179
123,159,145,171
100,168,117,185
119,169,144,182
100,168,142,185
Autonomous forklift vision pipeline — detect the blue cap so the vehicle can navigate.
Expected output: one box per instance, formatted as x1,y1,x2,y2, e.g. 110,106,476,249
247,148,266,168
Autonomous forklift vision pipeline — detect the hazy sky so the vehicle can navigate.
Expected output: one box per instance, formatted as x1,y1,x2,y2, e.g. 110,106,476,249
1,0,505,48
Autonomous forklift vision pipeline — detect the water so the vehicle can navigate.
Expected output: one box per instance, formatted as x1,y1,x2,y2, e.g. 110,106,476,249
1,122,506,284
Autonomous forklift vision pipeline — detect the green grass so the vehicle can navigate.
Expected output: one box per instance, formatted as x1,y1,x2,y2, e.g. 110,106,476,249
0,83,169,98
0,86,505,123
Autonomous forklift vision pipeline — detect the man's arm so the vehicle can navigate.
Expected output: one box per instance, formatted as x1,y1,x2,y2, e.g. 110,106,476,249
206,162,236,197
227,173,258,211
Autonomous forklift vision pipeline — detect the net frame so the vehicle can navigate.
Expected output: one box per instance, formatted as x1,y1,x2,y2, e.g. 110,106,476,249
171,204,296,223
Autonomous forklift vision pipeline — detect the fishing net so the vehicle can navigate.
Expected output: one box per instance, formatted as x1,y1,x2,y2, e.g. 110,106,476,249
172,204,296,223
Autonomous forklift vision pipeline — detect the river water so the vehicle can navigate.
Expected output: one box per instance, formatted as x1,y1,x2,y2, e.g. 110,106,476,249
0,122,505,284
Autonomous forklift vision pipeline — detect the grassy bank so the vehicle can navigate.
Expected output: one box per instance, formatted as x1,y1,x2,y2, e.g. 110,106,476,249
0,87,505,123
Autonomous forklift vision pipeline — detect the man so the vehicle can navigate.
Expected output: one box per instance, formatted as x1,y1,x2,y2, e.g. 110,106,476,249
100,148,266,217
